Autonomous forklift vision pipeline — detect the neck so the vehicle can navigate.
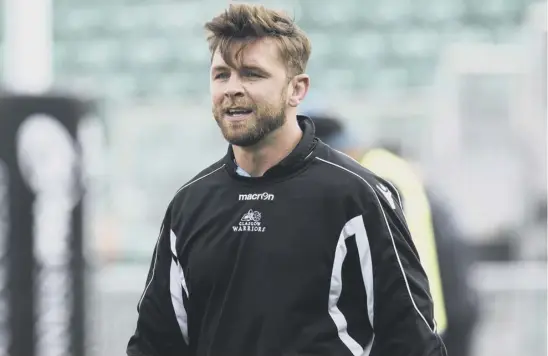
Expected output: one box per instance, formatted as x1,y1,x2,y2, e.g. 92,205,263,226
233,117,302,177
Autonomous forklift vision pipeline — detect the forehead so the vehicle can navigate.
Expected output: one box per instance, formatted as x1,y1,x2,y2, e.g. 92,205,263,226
211,38,285,73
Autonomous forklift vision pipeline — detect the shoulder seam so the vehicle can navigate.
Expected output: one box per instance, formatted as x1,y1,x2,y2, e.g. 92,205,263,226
173,164,226,198
315,155,373,187
320,150,405,209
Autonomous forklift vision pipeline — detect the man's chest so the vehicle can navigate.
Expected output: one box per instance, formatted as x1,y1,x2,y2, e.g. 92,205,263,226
173,187,349,296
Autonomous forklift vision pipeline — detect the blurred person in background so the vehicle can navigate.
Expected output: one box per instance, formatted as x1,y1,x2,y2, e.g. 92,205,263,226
127,3,446,356
308,111,480,356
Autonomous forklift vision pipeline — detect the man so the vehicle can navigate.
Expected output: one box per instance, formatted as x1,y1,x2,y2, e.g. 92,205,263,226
127,4,446,356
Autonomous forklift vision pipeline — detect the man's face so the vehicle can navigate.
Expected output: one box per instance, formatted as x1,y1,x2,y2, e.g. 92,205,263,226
210,38,291,147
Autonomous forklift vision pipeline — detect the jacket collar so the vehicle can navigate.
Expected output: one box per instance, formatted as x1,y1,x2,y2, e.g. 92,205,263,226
224,115,317,181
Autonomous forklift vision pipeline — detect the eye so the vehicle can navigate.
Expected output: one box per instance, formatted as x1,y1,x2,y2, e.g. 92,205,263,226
214,72,229,80
241,69,262,78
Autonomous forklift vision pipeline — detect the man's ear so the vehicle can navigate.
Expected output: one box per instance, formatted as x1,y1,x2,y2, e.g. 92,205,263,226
288,74,310,107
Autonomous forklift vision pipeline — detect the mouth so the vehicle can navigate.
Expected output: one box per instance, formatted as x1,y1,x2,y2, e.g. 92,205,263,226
224,107,253,119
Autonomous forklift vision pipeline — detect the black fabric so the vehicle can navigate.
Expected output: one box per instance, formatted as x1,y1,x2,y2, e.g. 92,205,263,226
310,117,344,141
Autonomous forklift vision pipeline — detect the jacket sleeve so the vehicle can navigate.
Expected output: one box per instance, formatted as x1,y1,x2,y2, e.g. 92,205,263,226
362,183,447,356
126,204,191,356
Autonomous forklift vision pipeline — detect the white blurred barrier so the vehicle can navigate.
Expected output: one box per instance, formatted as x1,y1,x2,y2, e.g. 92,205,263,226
470,261,547,356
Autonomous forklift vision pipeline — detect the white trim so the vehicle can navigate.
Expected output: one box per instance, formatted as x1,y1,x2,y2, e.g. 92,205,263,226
175,165,226,196
137,165,225,312
137,224,163,311
329,228,365,356
316,157,434,334
329,215,375,356
170,230,189,344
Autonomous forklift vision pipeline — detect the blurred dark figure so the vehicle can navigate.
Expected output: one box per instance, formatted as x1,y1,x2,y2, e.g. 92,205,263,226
308,112,479,356
428,190,479,356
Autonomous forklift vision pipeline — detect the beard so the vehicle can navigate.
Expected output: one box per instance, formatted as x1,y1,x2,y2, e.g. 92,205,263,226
213,93,287,147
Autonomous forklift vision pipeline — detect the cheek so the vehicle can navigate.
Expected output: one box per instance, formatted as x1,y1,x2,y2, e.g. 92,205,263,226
210,80,224,97
210,89,224,105
247,84,285,105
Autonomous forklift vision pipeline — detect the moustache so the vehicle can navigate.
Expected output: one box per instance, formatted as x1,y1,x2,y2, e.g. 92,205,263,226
219,99,255,110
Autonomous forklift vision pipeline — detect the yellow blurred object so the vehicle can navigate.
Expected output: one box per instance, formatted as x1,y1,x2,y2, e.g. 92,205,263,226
361,148,447,334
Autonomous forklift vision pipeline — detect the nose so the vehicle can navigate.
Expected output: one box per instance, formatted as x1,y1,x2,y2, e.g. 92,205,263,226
224,76,244,98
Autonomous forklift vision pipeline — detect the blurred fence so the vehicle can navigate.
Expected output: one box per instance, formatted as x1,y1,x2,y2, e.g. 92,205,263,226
470,262,547,356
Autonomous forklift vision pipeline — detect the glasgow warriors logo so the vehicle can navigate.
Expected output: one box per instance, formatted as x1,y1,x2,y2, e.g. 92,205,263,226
233,209,266,232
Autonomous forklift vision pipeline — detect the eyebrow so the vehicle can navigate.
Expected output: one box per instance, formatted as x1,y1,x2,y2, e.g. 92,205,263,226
211,64,269,75
211,65,230,73
241,66,269,75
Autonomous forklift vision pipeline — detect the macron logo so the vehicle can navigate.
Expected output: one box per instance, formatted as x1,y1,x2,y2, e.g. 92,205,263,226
376,183,396,210
239,193,274,201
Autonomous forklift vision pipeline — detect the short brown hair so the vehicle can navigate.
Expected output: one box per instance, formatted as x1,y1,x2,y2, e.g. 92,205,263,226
204,3,311,77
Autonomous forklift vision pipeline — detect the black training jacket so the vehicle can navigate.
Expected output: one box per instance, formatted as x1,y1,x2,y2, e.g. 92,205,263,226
127,116,447,356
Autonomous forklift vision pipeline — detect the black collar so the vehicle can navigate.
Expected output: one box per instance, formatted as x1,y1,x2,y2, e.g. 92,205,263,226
224,115,317,181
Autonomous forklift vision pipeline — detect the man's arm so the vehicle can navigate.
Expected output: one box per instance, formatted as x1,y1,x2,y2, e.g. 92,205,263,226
363,183,447,356
127,204,191,356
